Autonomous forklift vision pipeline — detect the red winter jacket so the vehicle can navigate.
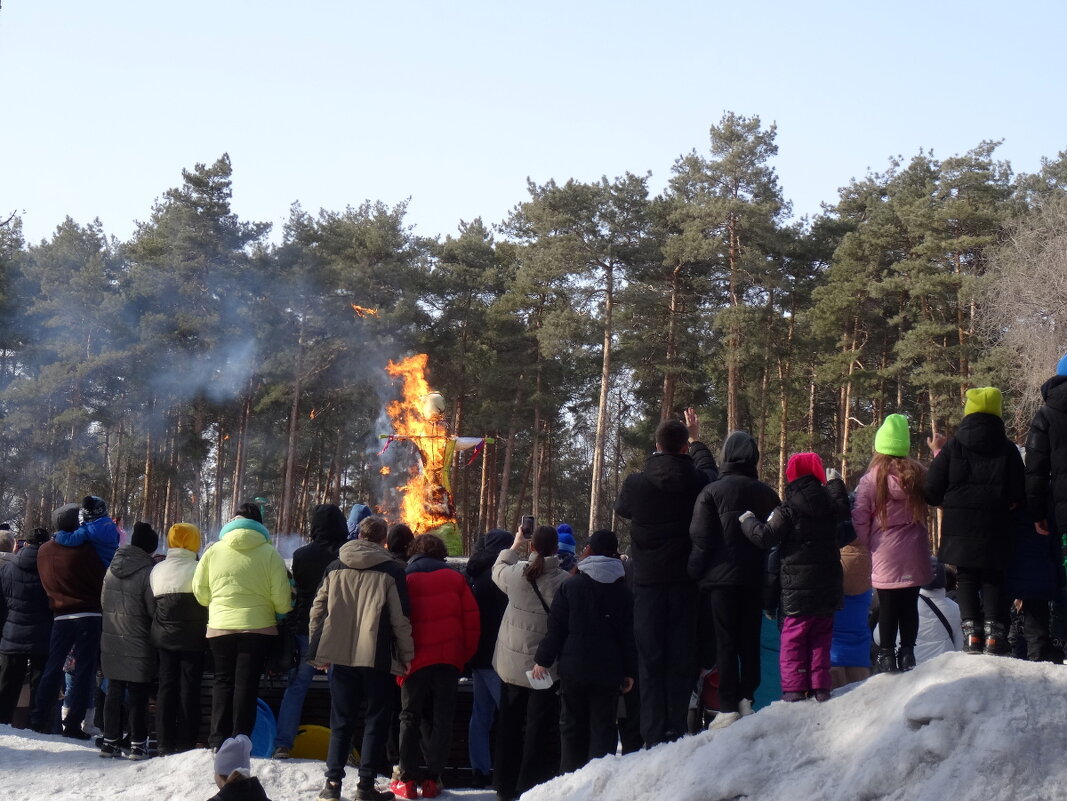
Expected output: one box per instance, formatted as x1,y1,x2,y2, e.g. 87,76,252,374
402,554,479,682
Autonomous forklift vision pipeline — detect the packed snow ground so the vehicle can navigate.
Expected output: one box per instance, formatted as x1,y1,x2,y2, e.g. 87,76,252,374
1,653,1064,800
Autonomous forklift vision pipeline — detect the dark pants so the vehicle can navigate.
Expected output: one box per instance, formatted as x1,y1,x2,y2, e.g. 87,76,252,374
633,582,697,746
0,652,47,724
617,676,642,755
1021,600,1053,661
494,681,560,800
156,648,205,751
326,665,393,786
399,664,458,783
709,585,763,713
103,679,151,743
877,586,921,649
31,616,102,734
559,679,619,773
956,568,1006,625
208,633,273,748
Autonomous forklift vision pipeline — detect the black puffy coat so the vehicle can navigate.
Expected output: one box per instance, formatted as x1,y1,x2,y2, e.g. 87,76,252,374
465,528,512,670
615,441,718,586
0,545,53,654
926,413,1025,570
533,557,638,687
100,544,157,683
1025,376,1067,531
689,432,781,589
291,505,349,636
743,475,851,617
150,547,208,652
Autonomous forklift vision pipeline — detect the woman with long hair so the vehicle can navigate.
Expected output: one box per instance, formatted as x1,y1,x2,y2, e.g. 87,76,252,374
491,525,567,801
852,415,933,673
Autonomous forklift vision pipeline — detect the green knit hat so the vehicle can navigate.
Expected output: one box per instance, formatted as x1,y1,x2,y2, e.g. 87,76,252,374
874,414,910,457
963,386,1003,419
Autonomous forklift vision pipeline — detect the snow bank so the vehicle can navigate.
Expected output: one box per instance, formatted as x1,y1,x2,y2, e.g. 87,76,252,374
3,654,1063,800
523,652,1067,801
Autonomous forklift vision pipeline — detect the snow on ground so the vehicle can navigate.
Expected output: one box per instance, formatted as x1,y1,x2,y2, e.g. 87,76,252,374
2,653,1065,800
525,652,1067,801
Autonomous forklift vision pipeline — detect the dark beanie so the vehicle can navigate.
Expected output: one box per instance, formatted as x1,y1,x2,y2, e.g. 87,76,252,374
52,503,80,533
588,529,619,557
131,522,159,554
923,558,946,591
81,495,108,522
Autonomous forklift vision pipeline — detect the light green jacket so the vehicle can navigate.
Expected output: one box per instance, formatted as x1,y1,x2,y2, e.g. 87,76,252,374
192,519,291,631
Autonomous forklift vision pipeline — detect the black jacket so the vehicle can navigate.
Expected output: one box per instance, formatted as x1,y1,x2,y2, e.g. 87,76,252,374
926,413,1026,570
534,557,638,687
207,777,272,801
101,545,157,683
744,475,851,617
615,441,718,586
0,544,53,654
291,505,349,636
1025,376,1067,531
465,529,512,670
150,547,208,652
689,432,781,589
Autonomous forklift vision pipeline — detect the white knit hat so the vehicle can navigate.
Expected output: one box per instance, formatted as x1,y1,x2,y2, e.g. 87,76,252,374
215,735,252,778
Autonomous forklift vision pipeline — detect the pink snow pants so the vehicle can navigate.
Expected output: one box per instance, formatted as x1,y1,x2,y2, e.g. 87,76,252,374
780,614,834,693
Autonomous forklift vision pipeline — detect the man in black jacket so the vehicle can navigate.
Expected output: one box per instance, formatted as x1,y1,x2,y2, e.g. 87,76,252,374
0,527,53,724
273,504,348,759
1026,357,1067,536
689,431,779,728
533,529,636,772
614,409,717,747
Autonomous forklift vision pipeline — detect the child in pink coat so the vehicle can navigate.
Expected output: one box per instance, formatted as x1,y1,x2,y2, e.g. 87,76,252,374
852,415,933,673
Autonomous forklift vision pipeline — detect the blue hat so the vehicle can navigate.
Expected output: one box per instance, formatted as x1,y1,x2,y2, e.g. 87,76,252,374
1057,353,1067,377
556,524,576,554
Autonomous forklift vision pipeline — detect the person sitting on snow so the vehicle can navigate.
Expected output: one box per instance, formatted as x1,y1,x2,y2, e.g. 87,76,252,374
209,734,273,801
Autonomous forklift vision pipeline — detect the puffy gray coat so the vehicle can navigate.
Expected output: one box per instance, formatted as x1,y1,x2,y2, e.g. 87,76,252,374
101,544,157,683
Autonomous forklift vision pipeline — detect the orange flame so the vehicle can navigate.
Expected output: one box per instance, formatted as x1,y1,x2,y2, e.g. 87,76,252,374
351,304,379,318
380,466,391,476
384,354,453,535
309,408,318,420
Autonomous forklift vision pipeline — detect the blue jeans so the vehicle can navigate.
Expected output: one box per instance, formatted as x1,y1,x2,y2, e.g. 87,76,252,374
274,635,317,750
31,616,102,733
468,667,501,774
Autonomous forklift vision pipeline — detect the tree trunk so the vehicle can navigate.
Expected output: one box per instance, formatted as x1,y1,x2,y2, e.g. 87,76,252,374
659,266,682,420
494,380,524,529
588,261,614,533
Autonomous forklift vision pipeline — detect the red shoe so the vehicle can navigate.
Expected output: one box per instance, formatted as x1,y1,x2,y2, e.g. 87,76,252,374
388,780,418,800
421,779,441,798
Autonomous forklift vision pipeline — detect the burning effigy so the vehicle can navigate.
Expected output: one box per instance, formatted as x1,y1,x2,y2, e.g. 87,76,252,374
378,354,490,548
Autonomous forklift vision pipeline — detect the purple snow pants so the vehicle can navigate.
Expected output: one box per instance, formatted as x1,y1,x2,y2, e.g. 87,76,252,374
780,614,834,693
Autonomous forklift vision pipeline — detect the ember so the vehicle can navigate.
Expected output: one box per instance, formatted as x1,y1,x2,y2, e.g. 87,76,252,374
351,304,379,318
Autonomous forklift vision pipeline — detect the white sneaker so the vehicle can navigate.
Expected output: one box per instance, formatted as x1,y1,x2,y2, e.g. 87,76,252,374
738,698,754,717
707,711,740,730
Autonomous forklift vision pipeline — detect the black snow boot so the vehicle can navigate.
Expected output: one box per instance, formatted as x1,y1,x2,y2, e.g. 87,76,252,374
876,647,898,673
962,619,985,654
897,646,916,672
984,620,1009,655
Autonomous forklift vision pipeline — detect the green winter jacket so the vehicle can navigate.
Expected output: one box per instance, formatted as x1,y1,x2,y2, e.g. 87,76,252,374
192,518,291,631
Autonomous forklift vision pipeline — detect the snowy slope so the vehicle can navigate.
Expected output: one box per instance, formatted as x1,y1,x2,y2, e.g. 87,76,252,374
524,653,1067,801
2,653,1064,801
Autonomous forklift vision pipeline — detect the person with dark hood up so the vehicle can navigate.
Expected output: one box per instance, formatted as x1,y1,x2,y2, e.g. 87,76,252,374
392,533,479,800
743,453,851,702
0,526,53,724
150,522,208,755
532,529,637,772
464,528,512,788
30,503,107,738
689,430,780,729
272,504,349,760
55,495,120,567
308,514,413,801
926,387,1025,655
98,522,159,759
193,505,292,749
614,408,717,747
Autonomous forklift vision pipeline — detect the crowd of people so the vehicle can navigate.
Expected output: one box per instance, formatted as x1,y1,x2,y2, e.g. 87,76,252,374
4,355,1067,801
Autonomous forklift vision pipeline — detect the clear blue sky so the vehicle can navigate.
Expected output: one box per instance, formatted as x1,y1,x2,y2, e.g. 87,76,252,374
2,0,1064,245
